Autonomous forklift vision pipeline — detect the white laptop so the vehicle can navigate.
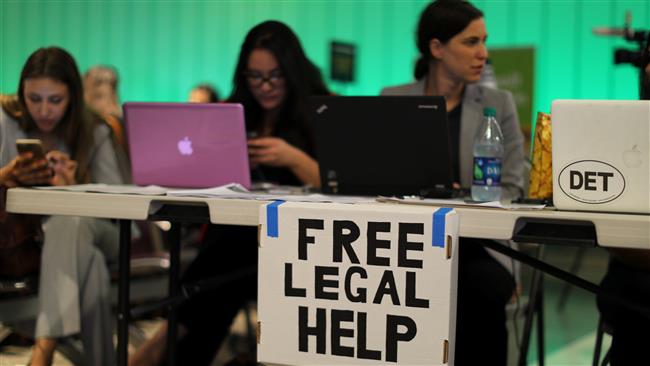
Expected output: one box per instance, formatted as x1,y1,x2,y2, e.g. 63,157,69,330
551,100,650,214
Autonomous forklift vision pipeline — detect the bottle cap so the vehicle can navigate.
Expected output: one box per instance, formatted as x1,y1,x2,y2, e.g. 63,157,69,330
483,107,496,117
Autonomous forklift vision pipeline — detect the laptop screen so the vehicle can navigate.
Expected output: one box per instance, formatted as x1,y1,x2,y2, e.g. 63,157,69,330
310,96,453,197
123,102,251,188
551,99,650,213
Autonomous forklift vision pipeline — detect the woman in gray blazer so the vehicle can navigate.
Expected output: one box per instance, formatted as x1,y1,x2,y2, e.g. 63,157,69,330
382,1,526,364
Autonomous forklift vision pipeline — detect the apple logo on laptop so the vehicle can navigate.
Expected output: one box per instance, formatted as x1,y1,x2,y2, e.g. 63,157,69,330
178,136,193,155
623,145,642,167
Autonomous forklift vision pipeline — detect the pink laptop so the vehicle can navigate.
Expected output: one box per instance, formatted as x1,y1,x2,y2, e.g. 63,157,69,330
123,102,251,188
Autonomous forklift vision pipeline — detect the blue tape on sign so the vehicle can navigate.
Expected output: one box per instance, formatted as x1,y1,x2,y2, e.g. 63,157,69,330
432,207,453,247
266,200,285,238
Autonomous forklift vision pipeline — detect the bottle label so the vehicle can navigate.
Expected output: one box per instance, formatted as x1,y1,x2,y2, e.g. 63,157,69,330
473,157,501,186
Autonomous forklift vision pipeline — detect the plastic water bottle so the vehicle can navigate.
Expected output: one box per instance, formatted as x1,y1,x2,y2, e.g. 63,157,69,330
471,107,504,201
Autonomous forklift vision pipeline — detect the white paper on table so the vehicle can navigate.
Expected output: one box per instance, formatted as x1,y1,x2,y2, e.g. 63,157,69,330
376,196,546,210
167,183,375,204
34,183,168,195
274,193,375,204
166,182,251,197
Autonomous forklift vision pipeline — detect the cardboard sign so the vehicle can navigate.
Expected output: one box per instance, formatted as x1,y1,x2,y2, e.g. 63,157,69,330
258,201,459,365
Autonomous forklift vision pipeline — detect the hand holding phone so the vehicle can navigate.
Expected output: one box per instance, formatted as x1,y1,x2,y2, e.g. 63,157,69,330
11,139,52,186
16,139,47,161
47,151,78,186
247,137,300,168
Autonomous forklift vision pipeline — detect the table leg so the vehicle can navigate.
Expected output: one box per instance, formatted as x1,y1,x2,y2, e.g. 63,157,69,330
167,223,181,366
536,274,545,366
518,266,543,366
481,239,650,318
117,220,132,366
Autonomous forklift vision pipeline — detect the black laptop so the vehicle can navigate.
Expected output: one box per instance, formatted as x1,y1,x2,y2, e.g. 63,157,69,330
310,96,454,197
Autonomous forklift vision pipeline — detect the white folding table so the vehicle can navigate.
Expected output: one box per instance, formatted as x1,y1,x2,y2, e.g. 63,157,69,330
6,187,649,365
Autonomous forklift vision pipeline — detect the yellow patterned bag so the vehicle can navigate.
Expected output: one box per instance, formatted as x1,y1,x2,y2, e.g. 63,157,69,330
528,112,553,199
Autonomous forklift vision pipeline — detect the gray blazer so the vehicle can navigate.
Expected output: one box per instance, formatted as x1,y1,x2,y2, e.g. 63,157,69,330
381,78,526,200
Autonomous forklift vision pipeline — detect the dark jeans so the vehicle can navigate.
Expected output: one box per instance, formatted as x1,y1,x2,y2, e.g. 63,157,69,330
597,258,650,366
454,238,516,365
175,225,258,366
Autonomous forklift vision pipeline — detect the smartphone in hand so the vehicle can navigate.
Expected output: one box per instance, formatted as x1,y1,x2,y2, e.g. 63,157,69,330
247,132,263,152
14,139,53,186
16,139,46,161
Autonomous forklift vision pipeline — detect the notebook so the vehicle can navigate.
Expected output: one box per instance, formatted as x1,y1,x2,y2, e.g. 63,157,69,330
123,102,251,188
310,96,453,197
551,99,650,213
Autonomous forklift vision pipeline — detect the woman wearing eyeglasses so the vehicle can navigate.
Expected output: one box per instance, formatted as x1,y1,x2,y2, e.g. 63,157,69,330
130,20,329,366
231,20,329,188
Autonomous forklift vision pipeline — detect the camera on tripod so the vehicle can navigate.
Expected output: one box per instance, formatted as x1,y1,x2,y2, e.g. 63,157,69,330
614,29,649,68
594,11,650,68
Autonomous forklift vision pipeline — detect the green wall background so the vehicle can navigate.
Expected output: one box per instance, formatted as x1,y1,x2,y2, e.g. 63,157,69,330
2,0,649,127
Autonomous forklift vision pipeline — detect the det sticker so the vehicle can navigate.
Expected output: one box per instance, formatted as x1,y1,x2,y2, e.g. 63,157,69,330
558,160,625,204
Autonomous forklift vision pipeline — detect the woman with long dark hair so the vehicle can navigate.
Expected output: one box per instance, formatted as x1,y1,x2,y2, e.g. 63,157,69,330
0,47,124,366
382,1,525,363
230,20,329,187
130,21,329,366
